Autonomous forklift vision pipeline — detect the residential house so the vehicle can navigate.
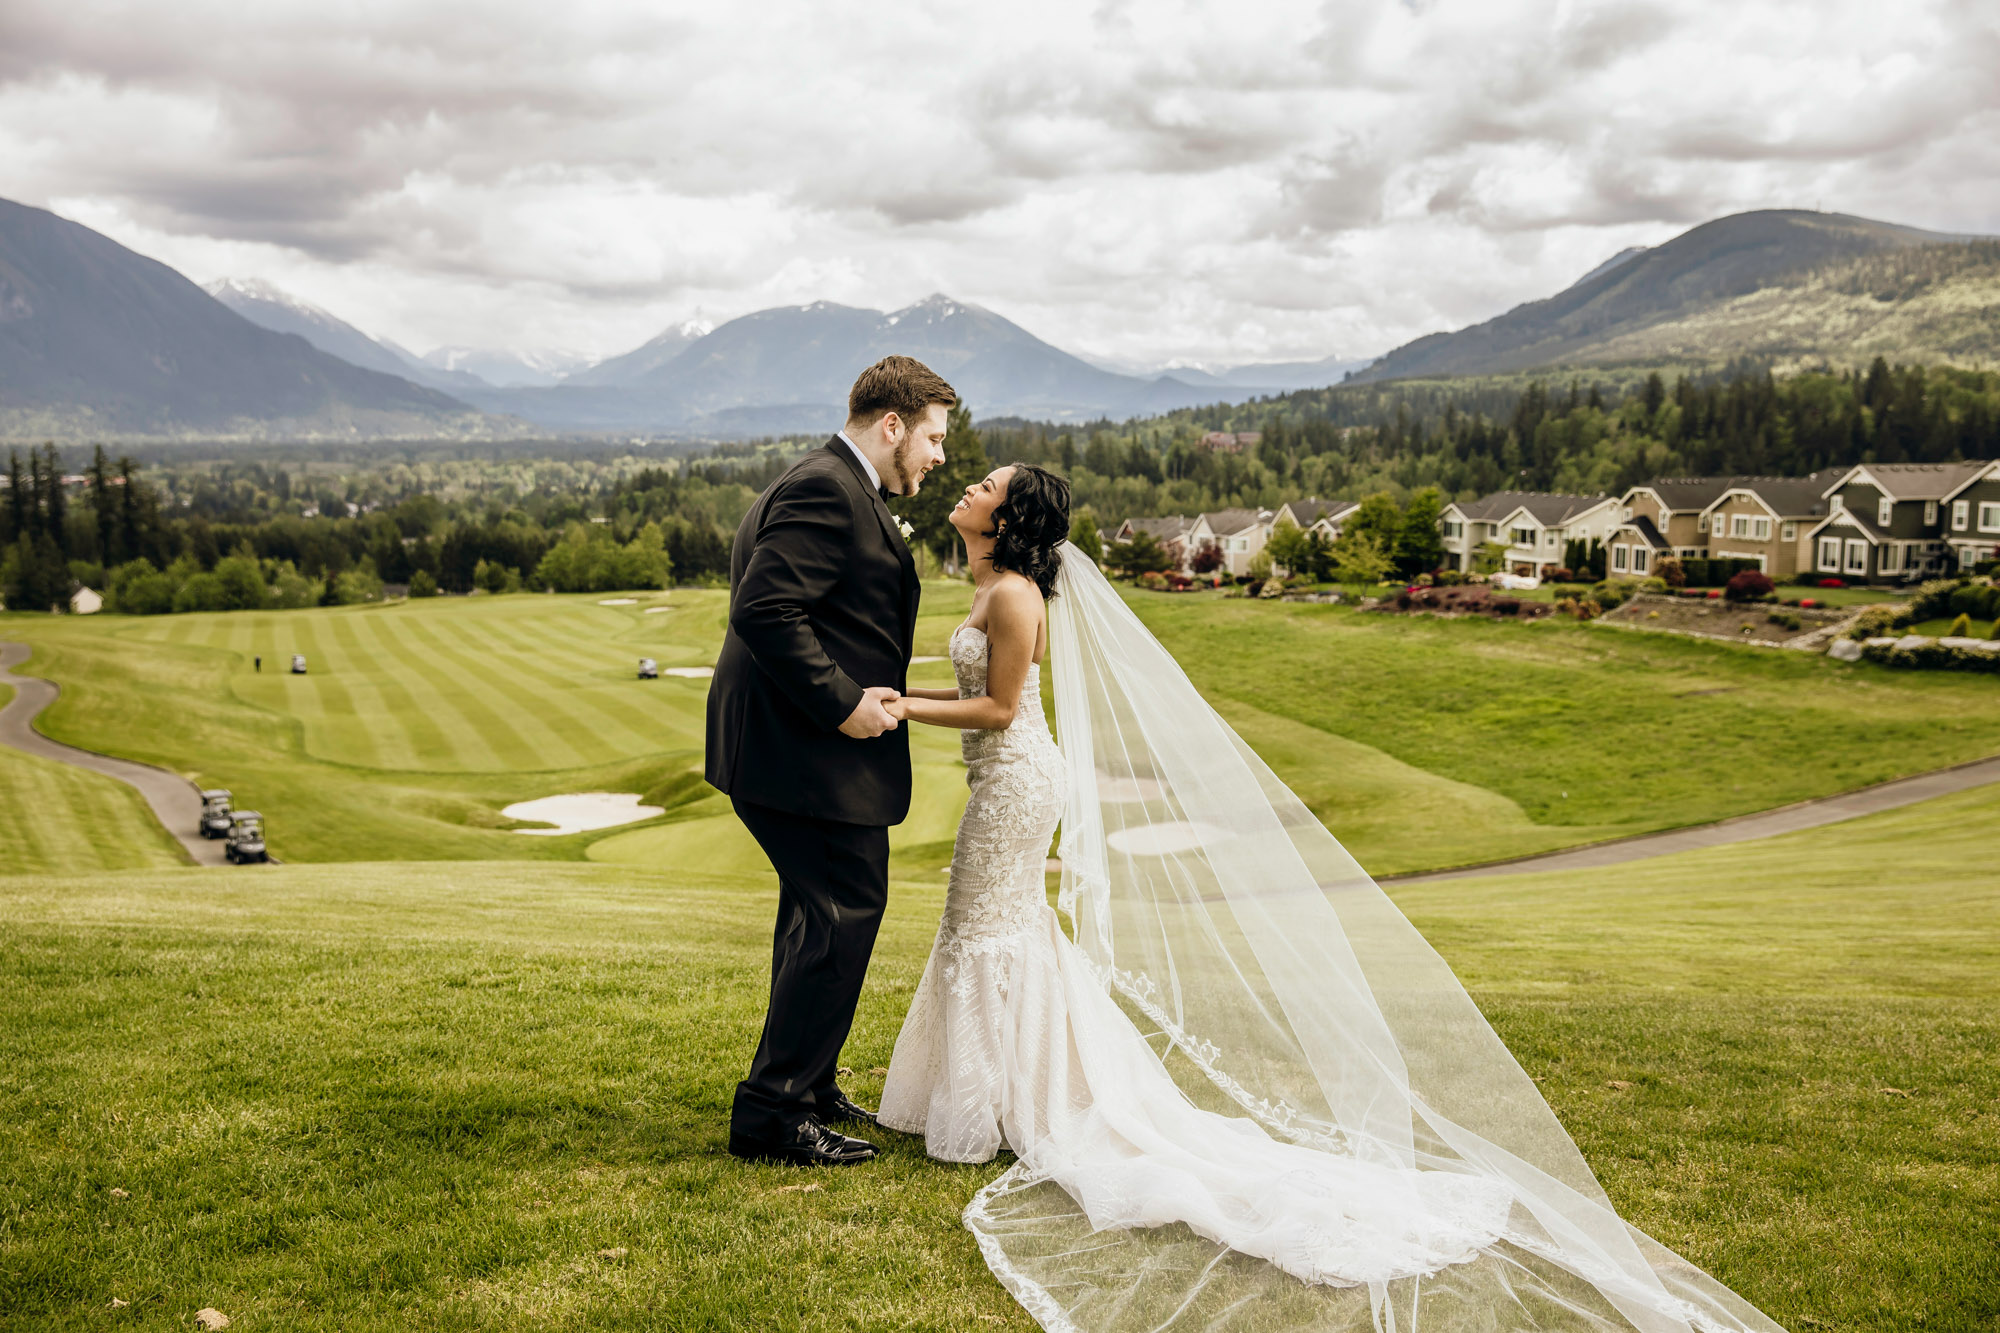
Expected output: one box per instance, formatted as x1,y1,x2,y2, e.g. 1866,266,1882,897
1272,497,1359,544
1112,515,1197,568
1697,475,1831,579
1940,460,2000,570
1607,477,1734,576
1186,507,1276,577
1198,431,1260,453
1440,491,1618,575
1804,461,1990,584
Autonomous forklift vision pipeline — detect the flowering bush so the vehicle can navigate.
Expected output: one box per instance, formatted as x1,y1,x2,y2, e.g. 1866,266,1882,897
1724,569,1776,602
1138,570,1169,590
1818,577,1844,589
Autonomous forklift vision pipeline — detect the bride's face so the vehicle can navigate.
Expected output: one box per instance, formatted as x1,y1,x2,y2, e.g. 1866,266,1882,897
949,466,1015,538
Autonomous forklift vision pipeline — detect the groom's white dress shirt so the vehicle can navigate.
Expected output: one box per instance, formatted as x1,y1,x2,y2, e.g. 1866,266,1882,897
836,430,883,494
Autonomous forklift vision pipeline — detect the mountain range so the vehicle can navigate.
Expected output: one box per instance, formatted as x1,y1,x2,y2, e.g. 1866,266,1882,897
0,200,490,439
1354,210,1995,381
4,195,1997,441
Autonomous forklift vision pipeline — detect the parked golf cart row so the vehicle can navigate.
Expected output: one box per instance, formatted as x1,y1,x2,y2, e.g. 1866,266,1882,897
198,789,270,864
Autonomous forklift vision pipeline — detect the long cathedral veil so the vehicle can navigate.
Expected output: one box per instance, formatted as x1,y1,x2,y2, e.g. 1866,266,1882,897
962,543,1784,1333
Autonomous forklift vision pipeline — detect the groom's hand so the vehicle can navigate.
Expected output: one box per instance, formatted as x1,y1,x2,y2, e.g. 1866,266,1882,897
839,686,902,738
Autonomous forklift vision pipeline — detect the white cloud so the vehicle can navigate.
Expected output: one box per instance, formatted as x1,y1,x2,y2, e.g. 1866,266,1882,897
1,0,1995,366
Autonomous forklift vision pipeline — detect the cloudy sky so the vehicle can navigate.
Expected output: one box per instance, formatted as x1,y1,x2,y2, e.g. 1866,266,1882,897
3,0,1997,370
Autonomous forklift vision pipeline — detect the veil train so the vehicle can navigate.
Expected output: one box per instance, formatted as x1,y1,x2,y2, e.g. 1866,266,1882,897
959,542,1784,1333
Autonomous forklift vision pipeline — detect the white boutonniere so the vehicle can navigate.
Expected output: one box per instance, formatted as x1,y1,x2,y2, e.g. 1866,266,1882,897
895,517,915,543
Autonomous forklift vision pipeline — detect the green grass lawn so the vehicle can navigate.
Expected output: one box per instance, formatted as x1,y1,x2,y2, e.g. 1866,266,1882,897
1908,617,1999,639
0,683,184,876
8,582,1999,877
0,589,978,869
3,779,1994,1331
1124,591,2000,872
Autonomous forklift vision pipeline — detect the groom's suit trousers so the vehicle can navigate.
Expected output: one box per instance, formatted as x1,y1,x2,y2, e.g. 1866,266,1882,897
730,796,890,1140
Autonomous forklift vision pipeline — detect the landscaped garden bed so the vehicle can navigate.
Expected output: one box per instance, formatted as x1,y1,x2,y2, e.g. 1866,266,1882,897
1599,592,1853,646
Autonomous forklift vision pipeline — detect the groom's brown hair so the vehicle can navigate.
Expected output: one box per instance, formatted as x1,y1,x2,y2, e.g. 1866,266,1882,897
848,355,957,429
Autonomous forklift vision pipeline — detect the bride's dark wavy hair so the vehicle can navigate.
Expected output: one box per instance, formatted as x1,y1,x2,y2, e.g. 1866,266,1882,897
987,463,1072,600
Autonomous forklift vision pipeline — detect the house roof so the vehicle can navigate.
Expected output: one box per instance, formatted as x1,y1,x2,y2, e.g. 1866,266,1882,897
1940,460,2000,503
1119,516,1194,542
1198,507,1273,536
1278,498,1355,527
1631,477,1734,511
1806,509,1884,543
1825,461,1990,501
1710,475,1832,519
1451,490,1610,525
1621,514,1671,549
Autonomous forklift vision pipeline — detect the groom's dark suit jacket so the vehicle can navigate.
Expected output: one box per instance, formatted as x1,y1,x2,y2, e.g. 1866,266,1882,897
705,438,919,826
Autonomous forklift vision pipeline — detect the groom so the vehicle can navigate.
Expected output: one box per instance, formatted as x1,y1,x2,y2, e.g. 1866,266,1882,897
705,355,956,1167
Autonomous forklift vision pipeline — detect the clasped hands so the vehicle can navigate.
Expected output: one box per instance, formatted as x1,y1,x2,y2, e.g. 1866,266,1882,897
839,685,906,738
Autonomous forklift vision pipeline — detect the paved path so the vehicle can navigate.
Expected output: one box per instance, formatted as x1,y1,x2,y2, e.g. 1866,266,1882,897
0,641,226,866
1385,753,2000,884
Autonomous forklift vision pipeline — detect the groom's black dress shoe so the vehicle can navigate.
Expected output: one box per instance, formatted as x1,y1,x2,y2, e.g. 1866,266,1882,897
728,1117,879,1167
818,1089,879,1127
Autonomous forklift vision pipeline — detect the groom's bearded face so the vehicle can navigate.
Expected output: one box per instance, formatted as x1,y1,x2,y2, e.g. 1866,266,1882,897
889,403,950,495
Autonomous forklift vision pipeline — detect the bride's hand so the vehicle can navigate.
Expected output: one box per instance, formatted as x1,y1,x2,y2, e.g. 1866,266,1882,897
883,696,909,721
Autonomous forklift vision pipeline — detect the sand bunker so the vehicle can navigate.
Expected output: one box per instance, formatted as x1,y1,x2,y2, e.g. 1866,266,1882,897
1106,820,1231,857
597,597,638,605
663,666,713,678
644,606,671,614
503,792,664,836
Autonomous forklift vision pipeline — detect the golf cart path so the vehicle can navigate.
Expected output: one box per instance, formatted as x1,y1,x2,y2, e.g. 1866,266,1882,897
0,641,225,866
1383,752,2000,884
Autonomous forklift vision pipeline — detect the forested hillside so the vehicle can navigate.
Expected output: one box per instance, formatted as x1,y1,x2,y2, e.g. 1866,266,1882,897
977,358,2000,523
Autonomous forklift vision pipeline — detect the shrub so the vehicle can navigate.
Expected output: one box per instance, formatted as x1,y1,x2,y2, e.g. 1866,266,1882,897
1654,557,1685,589
1724,569,1775,602
1589,577,1642,610
409,569,440,598
1639,576,1668,593
1434,569,1466,587
1767,609,1803,631
1492,597,1522,616
1138,570,1169,591
1947,584,1987,617
1991,617,2000,641
1258,577,1286,599
1817,577,1844,588
1846,606,1907,640
1907,577,1965,621
1862,638,2000,674
1555,597,1598,620
1948,612,1973,637
1544,567,1573,583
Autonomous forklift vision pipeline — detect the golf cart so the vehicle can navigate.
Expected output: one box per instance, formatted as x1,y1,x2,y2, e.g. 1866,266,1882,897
637,657,659,679
198,789,233,839
225,812,269,864
290,654,308,674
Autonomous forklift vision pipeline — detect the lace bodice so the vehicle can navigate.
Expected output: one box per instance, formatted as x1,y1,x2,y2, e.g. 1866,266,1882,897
949,624,1054,766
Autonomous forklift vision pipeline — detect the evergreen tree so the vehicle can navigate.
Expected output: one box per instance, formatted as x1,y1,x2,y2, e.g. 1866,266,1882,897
893,402,990,573
1067,506,1105,564
1394,487,1445,575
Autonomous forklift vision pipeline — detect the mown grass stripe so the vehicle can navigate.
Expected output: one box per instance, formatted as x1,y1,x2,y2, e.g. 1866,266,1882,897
436,613,680,759
286,616,382,769
388,614,600,770
329,611,458,772
334,610,535,772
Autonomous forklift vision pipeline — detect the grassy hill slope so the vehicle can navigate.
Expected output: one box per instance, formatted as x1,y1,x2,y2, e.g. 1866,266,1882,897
3,779,1993,1329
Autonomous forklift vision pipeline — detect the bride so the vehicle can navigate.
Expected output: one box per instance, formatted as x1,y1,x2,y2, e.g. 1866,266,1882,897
880,464,1784,1333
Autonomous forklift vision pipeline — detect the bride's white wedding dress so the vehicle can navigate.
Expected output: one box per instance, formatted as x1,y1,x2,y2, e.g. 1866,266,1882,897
879,553,1785,1333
